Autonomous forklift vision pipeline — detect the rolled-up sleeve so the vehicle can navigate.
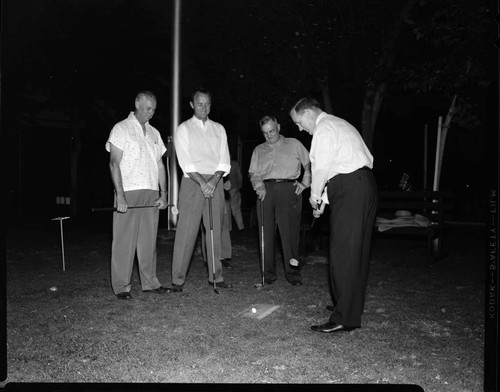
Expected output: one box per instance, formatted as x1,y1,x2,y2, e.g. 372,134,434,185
248,149,264,190
296,141,311,187
216,125,231,176
105,125,126,152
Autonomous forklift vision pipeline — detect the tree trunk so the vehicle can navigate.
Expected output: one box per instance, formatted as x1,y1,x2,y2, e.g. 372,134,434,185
435,94,457,190
361,82,386,151
321,75,333,114
435,59,471,189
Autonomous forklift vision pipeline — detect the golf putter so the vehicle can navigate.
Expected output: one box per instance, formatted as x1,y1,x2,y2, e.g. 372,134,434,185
91,205,172,212
290,202,324,269
208,198,220,294
260,199,265,287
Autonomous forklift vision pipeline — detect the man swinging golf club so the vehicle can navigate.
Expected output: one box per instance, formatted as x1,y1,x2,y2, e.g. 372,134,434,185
169,87,233,292
290,97,378,333
249,115,311,286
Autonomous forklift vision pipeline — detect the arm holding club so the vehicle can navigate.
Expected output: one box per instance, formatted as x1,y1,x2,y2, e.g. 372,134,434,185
310,189,329,222
186,172,212,198
255,185,267,201
109,143,127,213
205,171,225,198
155,158,168,209
249,149,267,201
294,148,311,195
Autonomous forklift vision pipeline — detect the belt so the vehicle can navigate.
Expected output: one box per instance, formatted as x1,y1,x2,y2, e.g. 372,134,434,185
326,167,371,184
264,179,296,183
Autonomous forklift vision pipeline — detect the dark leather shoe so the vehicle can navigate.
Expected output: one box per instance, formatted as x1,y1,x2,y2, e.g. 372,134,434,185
326,305,336,312
143,286,169,294
264,279,275,285
310,322,356,333
290,280,303,286
116,292,132,300
209,281,233,289
163,284,183,293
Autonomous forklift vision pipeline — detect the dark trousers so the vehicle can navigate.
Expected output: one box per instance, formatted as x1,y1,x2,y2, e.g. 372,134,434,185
327,169,378,327
256,182,302,283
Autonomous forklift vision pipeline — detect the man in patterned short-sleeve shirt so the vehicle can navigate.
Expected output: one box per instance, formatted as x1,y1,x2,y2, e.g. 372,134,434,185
105,90,170,300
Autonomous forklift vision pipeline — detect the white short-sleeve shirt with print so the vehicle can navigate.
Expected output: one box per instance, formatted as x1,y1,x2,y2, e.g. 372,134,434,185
105,112,167,192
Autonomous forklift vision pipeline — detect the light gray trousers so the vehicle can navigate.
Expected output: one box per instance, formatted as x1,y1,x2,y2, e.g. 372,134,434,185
111,189,162,294
172,176,225,285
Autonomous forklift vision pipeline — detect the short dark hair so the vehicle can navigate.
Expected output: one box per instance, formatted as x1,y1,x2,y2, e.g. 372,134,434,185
190,87,212,102
290,97,321,114
258,115,278,128
136,90,157,102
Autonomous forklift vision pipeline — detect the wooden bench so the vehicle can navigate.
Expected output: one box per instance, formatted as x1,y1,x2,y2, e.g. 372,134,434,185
375,190,454,264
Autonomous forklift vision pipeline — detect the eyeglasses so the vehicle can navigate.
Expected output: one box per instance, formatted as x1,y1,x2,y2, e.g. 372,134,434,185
262,129,278,137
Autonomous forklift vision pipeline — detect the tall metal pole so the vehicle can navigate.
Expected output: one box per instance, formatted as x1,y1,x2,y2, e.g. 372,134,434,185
168,0,181,229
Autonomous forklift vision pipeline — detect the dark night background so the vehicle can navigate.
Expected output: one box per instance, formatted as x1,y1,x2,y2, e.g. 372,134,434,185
0,0,497,226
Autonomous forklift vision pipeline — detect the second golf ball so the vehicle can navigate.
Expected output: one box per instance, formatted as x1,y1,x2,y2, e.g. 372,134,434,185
251,308,257,313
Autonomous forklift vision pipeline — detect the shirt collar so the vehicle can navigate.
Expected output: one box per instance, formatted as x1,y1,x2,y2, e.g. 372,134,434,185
191,115,209,128
267,134,284,147
315,111,328,126
129,111,149,128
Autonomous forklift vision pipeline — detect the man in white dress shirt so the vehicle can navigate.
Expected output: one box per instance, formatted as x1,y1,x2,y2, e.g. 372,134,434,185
290,97,378,333
170,87,233,291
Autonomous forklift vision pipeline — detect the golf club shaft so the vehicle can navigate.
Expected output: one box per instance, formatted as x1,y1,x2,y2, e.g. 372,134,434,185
208,198,218,293
91,205,171,212
59,220,66,272
260,199,265,286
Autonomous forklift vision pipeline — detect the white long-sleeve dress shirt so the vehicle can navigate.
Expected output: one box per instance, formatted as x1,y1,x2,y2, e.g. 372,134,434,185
310,112,373,202
174,116,231,177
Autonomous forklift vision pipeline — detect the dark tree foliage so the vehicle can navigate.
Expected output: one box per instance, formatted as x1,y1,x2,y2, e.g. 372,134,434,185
182,0,408,137
3,0,173,216
394,0,492,120
4,0,172,127
2,0,493,218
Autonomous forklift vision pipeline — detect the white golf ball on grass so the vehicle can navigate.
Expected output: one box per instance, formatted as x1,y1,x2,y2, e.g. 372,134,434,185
289,258,299,267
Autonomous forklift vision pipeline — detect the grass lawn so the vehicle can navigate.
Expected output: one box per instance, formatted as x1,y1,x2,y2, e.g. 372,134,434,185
2,217,485,391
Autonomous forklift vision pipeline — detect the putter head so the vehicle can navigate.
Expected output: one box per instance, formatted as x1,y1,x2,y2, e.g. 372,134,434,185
214,288,220,294
254,283,263,288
